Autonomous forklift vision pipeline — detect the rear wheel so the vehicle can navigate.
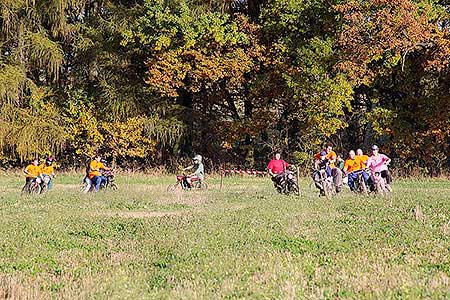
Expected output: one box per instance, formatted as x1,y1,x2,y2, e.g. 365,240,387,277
198,182,208,190
21,183,30,194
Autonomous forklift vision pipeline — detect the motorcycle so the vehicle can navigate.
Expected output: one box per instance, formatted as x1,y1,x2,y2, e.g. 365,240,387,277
312,168,335,199
81,170,117,193
21,177,42,194
167,174,208,191
101,170,117,190
347,169,369,196
370,171,392,195
273,170,300,195
39,174,54,194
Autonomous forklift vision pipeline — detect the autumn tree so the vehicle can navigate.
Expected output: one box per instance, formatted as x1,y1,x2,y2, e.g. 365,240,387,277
336,0,450,175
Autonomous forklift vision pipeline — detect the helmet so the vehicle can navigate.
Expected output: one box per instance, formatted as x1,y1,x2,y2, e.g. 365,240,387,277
320,151,327,157
46,157,54,164
371,145,379,150
193,154,202,162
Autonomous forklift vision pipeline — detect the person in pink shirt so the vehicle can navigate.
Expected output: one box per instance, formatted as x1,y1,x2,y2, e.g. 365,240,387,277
366,144,392,190
267,153,289,187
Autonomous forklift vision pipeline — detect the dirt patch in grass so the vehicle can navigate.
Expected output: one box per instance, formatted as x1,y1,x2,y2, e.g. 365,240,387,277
92,210,185,218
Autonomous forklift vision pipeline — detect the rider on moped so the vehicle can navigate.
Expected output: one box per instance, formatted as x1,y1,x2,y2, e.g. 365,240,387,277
183,155,204,188
40,157,56,190
366,145,392,191
23,158,42,188
315,143,343,193
267,153,289,188
343,150,369,192
313,151,332,196
88,155,111,192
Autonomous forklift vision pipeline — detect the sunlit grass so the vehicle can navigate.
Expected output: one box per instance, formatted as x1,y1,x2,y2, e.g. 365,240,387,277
0,174,449,299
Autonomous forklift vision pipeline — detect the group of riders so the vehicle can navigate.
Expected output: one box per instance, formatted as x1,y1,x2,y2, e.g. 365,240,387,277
22,154,206,193
23,155,112,193
23,157,56,192
22,144,391,195
267,143,393,196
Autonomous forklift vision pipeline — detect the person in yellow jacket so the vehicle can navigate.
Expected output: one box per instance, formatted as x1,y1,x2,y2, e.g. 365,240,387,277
40,157,56,190
23,158,42,188
88,155,111,192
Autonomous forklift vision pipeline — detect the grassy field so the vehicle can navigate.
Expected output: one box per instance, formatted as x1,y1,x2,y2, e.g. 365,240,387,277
0,174,449,299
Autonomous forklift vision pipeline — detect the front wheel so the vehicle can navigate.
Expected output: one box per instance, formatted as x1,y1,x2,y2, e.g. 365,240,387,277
374,181,385,196
290,182,300,196
29,182,41,194
324,179,334,200
109,183,118,190
359,176,368,196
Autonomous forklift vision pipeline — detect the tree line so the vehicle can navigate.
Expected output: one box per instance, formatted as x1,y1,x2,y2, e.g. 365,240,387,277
0,0,449,175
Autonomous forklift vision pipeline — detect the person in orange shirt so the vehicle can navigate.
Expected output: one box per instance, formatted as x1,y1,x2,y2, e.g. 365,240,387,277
315,143,343,192
40,157,56,190
356,149,369,168
88,155,111,192
344,150,369,191
23,158,42,188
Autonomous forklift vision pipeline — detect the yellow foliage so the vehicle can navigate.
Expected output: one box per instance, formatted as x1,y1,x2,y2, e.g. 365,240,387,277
101,117,157,159
63,102,104,157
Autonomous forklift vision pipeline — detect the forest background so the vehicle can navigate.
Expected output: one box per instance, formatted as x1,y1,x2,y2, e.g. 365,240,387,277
0,0,449,175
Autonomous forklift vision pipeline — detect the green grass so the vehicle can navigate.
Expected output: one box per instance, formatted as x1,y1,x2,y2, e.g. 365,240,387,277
0,174,449,299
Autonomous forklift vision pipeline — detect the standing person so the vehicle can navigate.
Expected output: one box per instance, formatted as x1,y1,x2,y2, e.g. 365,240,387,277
366,145,392,191
183,154,205,187
315,143,343,193
343,150,369,192
356,149,369,168
267,153,289,187
23,158,42,188
40,157,56,190
88,155,111,192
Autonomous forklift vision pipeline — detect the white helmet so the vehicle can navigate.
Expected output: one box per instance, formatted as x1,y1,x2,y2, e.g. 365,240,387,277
193,154,202,162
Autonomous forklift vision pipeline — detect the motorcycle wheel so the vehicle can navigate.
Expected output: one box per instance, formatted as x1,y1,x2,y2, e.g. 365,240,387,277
360,178,368,196
375,182,385,196
323,181,330,200
291,182,300,196
40,183,48,194
109,183,118,190
29,182,41,194
385,184,392,193
276,186,283,194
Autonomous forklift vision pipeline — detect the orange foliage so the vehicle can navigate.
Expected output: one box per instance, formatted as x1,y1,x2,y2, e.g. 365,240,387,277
335,0,432,84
